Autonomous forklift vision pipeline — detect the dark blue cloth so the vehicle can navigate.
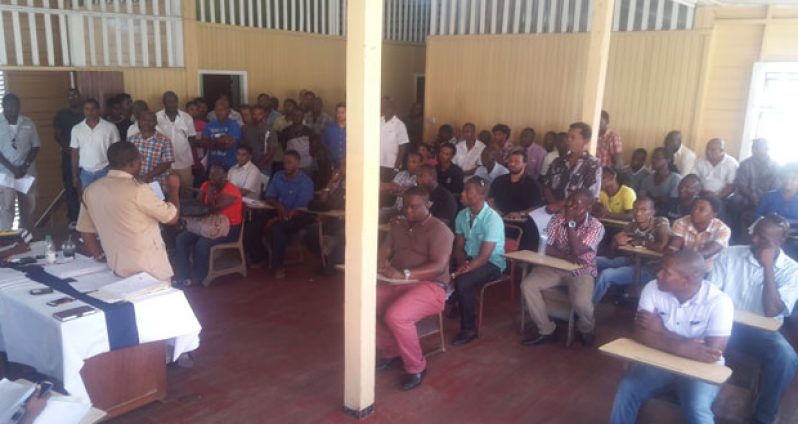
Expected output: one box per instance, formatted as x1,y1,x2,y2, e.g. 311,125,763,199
22,266,139,350
203,118,241,169
264,170,315,210
322,123,346,163
755,190,798,221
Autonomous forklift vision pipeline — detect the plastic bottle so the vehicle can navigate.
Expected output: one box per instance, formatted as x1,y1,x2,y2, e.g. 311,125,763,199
44,235,57,264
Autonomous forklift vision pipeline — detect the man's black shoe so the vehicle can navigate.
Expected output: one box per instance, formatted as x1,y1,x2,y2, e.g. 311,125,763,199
400,369,426,390
520,333,558,346
452,331,477,346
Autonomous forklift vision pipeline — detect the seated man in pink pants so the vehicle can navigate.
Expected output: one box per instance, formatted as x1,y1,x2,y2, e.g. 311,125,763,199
376,186,454,391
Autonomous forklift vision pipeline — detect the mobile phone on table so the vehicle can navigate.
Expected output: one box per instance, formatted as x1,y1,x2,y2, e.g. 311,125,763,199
52,305,97,322
46,296,75,307
38,381,53,398
29,288,54,295
8,257,36,265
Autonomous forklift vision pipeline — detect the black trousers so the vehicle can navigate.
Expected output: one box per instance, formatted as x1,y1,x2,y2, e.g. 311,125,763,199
61,152,80,222
454,262,502,332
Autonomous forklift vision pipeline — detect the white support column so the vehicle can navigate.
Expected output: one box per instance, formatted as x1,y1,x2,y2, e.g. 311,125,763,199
547,0,555,33
257,0,263,27
686,5,694,28
587,0,594,31
342,0,346,35
298,0,304,32
99,0,109,66
582,0,615,154
67,12,86,67
343,0,381,416
200,0,207,22
266,0,272,29
512,0,521,33
173,0,184,67
220,0,227,24
439,0,447,34
229,0,236,25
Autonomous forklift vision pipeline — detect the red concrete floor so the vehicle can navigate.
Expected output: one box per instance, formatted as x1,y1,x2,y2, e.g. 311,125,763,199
101,263,798,424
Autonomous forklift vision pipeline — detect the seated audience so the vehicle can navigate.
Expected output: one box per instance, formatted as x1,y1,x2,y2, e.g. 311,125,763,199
659,174,702,220
477,129,492,146
436,143,465,196
639,147,682,212
596,166,636,221
755,163,798,223
417,143,437,166
70,98,121,190
280,109,315,173
610,250,733,424
239,104,252,126
375,187,454,390
542,122,601,212
667,193,731,269
664,130,697,175
202,99,241,170
304,97,333,135
453,123,486,176
263,150,315,279
242,105,280,175
488,149,543,250
711,214,798,424
451,178,506,346
174,163,243,286
520,189,604,346
620,148,650,192
304,164,346,274
728,138,779,237
415,164,457,228
128,110,174,188
228,144,263,199
694,138,738,199
272,98,297,132
491,124,513,165
79,142,180,281
539,131,567,179
593,197,670,304
380,151,421,219
596,110,623,169
542,131,556,153
434,124,456,146
473,145,509,190
321,102,346,169
520,127,546,178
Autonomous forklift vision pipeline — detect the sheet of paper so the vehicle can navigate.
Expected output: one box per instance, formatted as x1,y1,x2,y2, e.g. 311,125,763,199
14,175,35,194
33,396,92,424
149,181,165,201
69,270,120,293
92,272,170,302
43,258,110,279
0,378,35,424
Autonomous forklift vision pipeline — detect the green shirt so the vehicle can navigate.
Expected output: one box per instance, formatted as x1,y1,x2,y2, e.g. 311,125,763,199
455,203,506,271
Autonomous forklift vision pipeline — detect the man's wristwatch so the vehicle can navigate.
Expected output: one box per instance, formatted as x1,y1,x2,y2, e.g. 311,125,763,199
403,269,411,280
567,220,577,229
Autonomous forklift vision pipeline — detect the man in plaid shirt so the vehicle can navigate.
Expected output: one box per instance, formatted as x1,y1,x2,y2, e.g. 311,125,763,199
597,110,623,169
520,189,605,347
129,110,174,189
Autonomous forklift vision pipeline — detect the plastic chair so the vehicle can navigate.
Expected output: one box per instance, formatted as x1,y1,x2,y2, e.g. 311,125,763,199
476,224,523,336
202,220,247,287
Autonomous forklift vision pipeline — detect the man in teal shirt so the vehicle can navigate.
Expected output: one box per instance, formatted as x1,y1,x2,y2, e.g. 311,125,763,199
451,177,506,345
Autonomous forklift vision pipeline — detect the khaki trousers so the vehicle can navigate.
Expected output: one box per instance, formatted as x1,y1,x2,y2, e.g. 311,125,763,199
520,266,595,335
0,182,36,230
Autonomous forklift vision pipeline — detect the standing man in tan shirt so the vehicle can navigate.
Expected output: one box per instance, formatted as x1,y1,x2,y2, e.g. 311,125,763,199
77,141,180,281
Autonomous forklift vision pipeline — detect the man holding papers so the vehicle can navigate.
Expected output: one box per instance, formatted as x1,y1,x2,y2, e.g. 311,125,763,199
78,141,180,281
0,94,40,230
711,214,798,424
376,186,454,391
610,250,734,424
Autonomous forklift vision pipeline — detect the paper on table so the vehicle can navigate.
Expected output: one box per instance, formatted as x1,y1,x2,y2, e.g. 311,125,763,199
33,396,92,424
69,269,120,293
0,174,36,194
0,378,35,424
90,272,170,303
148,181,165,201
43,258,109,280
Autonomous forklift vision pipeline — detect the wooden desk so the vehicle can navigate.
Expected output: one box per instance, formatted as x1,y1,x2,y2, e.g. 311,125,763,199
502,216,527,224
617,245,664,287
504,250,582,275
599,338,732,385
600,218,630,229
734,309,782,332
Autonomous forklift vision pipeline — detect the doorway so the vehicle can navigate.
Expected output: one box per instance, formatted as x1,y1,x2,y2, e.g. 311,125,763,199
199,71,247,108
742,62,798,163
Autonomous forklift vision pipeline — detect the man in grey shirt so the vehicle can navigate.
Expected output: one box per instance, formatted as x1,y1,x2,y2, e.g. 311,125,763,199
241,105,280,175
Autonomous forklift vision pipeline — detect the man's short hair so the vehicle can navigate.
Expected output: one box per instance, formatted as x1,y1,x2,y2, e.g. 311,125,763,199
237,144,253,154
464,177,487,195
335,101,346,109
439,143,456,154
107,141,140,169
521,127,536,140
84,98,100,108
509,148,527,162
252,105,266,113
105,96,121,109
463,122,476,131
569,122,592,141
492,124,511,138
209,162,229,173
403,186,430,202
417,164,437,178
696,192,722,214
284,150,301,161
570,188,595,207
668,249,706,281
284,98,297,107
406,150,422,161
118,93,132,101
602,166,617,178
635,195,655,209
2,93,19,104
632,148,647,158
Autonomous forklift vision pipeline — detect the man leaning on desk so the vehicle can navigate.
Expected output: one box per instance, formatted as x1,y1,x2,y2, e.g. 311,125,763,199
711,214,798,424
610,250,734,424
77,141,180,281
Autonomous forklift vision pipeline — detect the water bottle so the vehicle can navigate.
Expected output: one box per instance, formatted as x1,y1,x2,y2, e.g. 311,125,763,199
62,235,77,260
538,234,548,255
44,235,57,264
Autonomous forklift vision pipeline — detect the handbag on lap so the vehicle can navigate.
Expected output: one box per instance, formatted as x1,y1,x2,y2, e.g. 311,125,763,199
184,214,231,240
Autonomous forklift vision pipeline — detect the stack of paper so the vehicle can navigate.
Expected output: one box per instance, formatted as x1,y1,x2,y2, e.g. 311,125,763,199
0,378,35,424
32,396,93,424
89,272,170,303
68,270,120,293
43,258,109,280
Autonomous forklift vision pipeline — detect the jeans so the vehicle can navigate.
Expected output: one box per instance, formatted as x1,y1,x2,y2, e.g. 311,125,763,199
593,256,654,304
79,167,109,189
727,324,798,423
267,213,315,269
174,225,241,282
610,364,720,424
61,152,80,222
454,263,502,332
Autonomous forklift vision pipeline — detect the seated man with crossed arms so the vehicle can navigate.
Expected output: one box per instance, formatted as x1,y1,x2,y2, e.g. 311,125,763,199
711,214,798,424
610,250,734,424
376,186,454,391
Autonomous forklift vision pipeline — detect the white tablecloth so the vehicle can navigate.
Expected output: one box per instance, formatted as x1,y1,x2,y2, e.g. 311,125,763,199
0,267,202,402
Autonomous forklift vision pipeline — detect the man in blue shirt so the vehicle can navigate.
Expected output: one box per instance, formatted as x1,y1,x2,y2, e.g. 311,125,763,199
451,177,506,345
322,102,346,169
202,100,241,170
263,150,315,279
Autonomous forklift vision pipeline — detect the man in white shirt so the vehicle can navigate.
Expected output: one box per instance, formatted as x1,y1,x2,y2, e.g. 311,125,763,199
228,144,263,199
694,138,739,199
157,91,197,194
453,123,486,176
610,250,734,424
70,98,120,191
711,214,798,424
0,94,40,230
473,145,508,192
664,130,697,176
379,97,409,183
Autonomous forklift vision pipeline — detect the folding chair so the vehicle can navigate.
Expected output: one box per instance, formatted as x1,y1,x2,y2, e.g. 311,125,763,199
476,224,523,336
202,220,247,287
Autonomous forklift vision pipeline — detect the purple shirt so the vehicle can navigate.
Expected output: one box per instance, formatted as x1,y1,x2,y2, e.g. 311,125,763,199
526,143,547,178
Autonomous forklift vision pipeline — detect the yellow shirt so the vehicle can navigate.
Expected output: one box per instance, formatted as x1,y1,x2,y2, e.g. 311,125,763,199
599,185,637,214
77,170,178,280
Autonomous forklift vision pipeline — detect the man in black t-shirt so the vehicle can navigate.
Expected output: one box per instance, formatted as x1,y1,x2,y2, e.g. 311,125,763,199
417,164,457,229
52,88,84,226
489,149,543,250
436,143,464,197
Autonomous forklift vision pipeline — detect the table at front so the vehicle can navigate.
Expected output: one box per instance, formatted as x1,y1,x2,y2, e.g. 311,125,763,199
0,267,201,418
